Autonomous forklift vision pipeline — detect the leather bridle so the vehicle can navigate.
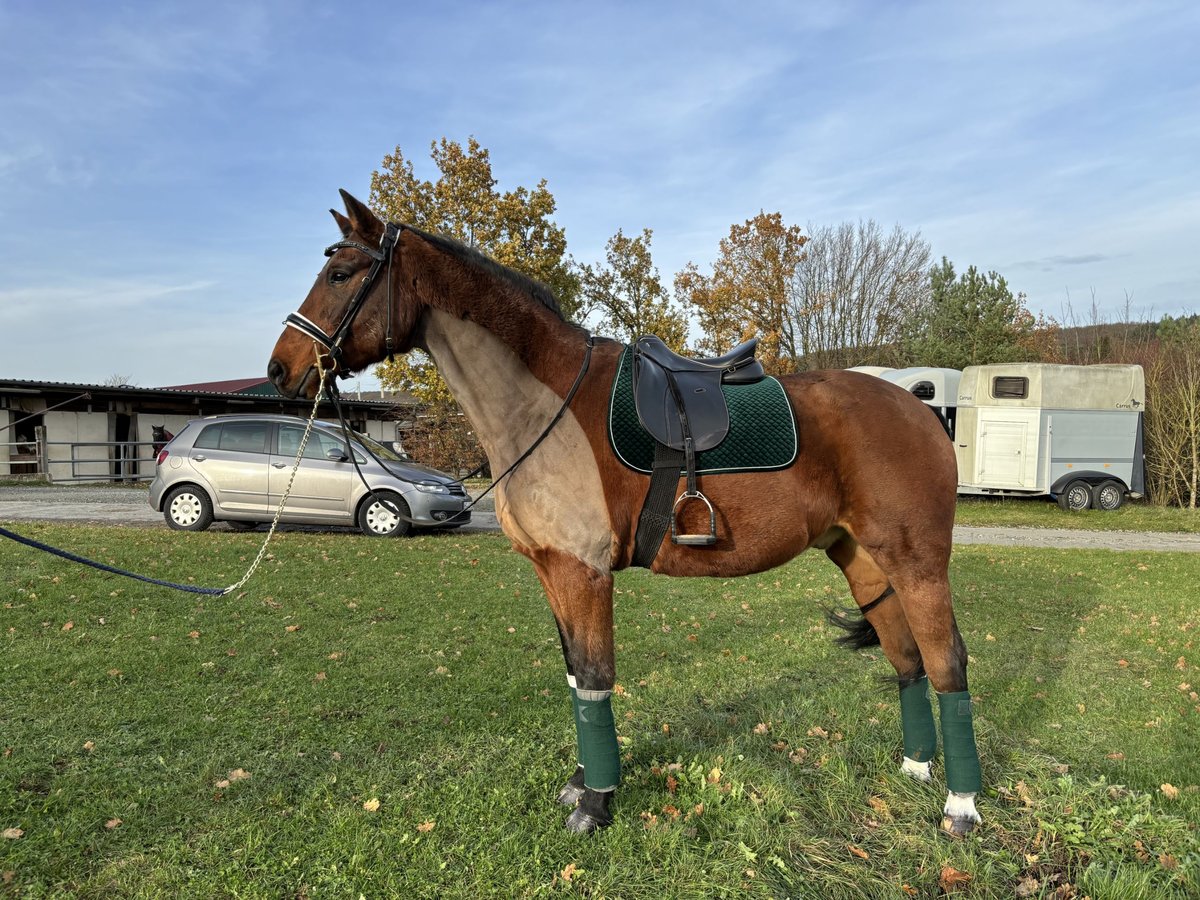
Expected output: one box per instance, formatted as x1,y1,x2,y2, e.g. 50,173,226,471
284,221,403,373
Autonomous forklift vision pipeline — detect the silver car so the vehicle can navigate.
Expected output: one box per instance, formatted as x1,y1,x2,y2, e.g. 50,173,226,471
148,414,470,536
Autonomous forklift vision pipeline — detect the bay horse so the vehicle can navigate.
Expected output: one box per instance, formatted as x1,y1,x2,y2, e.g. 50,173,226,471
267,192,983,835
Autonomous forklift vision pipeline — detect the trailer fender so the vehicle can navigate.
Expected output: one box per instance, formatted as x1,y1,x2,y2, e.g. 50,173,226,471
1049,471,1127,496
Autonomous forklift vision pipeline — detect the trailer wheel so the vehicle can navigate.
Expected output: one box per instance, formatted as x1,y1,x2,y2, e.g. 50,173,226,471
1057,479,1092,512
1092,480,1125,511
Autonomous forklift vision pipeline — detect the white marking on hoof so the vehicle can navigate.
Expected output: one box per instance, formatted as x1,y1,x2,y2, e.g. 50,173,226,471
901,756,933,783
941,791,981,835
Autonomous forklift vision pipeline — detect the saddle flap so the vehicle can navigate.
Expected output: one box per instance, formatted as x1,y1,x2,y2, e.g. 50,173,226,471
632,353,731,453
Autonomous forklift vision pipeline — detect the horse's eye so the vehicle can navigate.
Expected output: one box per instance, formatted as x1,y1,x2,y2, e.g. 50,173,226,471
329,270,350,285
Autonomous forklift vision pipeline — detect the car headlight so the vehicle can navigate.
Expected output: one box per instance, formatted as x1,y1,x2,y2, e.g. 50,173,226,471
413,481,450,494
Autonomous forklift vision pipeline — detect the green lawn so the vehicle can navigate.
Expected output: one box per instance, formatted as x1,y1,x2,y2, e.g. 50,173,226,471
1,525,1198,898
954,497,1198,533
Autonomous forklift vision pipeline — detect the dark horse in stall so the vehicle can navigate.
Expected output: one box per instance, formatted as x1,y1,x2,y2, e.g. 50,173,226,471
268,192,983,835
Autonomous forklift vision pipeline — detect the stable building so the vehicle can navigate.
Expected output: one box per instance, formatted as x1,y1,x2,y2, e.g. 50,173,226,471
0,378,415,483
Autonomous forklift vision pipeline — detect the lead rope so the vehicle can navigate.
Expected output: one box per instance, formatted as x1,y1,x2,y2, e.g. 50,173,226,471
218,349,334,594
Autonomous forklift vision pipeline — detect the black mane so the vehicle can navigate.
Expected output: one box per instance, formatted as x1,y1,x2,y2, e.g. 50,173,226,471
406,225,568,322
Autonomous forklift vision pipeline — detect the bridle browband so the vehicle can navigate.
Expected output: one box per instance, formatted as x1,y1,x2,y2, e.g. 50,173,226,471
284,221,402,373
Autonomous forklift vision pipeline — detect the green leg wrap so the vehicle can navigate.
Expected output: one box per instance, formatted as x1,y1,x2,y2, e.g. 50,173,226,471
899,676,938,763
937,690,982,794
568,682,584,758
575,690,621,791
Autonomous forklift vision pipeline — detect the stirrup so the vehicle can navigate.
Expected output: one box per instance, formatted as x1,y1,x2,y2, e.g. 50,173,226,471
670,490,717,546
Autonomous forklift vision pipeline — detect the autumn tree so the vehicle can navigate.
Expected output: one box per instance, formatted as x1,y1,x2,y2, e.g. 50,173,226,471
367,138,577,472
578,228,688,350
1145,314,1200,508
899,258,1050,369
787,220,930,369
674,212,807,374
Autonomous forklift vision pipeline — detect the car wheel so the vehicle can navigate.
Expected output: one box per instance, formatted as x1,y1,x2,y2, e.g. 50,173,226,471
357,491,412,537
1056,479,1092,512
1092,480,1125,511
225,520,260,532
164,485,214,531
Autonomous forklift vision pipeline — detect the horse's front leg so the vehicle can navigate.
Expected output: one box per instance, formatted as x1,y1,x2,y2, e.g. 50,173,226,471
530,550,619,834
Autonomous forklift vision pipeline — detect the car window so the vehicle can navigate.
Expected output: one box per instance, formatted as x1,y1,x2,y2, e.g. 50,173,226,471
278,425,348,461
194,424,222,450
212,422,269,454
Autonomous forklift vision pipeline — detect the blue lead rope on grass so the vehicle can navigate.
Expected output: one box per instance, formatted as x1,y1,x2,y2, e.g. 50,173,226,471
0,525,227,596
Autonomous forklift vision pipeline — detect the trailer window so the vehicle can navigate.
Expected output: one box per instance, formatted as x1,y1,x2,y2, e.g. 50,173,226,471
911,381,936,400
992,376,1028,399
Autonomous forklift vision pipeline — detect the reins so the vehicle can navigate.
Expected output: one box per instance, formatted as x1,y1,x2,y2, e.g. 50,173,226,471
0,355,335,596
323,333,595,528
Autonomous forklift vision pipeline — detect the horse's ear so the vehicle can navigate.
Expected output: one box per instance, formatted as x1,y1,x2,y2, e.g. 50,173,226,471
339,189,383,238
330,208,353,238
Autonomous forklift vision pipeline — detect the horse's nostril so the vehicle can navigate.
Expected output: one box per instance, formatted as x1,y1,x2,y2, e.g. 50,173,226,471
267,358,285,386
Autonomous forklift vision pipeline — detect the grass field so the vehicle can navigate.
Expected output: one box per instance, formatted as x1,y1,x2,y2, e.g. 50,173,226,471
2,524,1198,898
953,498,1198,533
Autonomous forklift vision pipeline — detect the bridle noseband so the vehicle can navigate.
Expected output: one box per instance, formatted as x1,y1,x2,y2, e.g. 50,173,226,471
284,221,402,372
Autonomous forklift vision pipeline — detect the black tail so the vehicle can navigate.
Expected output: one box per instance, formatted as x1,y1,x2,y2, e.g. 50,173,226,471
825,605,881,650
825,584,897,650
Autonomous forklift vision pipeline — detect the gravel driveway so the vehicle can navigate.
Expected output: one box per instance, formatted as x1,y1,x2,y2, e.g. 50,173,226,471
2,485,1197,552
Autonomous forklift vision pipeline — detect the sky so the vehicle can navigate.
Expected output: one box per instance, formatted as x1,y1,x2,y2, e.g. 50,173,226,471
2,0,1197,391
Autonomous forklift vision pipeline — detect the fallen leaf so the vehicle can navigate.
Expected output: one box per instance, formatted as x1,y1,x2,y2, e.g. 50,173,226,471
848,844,870,860
1159,852,1179,870
1015,875,1040,898
752,722,770,735
1161,783,1180,800
707,767,722,784
285,624,301,633
416,820,435,833
362,798,381,812
1,828,23,840
666,775,678,794
900,886,917,896
939,865,972,893
807,725,829,738
104,818,122,830
188,630,200,639
314,672,327,682
867,796,892,819
1106,752,1125,761
560,862,578,882
1177,657,1188,671
83,741,95,752
1117,659,1129,667
61,621,74,632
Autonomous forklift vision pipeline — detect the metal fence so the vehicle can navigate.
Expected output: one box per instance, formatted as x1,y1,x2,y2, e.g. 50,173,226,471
1,429,160,482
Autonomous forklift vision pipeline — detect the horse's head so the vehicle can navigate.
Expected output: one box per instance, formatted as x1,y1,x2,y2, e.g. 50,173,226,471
267,190,422,398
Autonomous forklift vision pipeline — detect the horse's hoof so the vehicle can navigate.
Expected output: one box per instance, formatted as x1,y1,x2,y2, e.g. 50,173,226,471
941,814,978,837
565,806,610,834
940,791,980,837
556,782,585,807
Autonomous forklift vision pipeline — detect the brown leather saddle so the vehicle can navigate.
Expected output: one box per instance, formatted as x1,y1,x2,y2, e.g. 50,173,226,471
631,335,764,548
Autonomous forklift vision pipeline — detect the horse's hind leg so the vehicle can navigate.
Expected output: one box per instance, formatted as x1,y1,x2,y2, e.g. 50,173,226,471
826,537,938,782
529,550,620,834
888,570,982,834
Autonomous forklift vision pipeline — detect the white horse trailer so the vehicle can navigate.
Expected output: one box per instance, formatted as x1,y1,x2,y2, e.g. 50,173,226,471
953,363,1146,510
848,366,963,438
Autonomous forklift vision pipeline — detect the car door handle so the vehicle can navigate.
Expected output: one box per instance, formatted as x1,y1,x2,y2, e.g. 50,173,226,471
272,462,288,469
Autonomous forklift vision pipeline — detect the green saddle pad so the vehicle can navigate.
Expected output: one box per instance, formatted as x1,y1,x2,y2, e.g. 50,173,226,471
607,345,798,475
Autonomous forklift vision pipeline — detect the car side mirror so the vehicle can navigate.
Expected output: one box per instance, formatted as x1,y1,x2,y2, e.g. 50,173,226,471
326,447,349,462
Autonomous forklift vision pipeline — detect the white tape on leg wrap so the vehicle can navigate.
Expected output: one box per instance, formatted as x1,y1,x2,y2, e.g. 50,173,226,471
901,756,933,782
943,791,981,823
567,674,577,689
575,688,612,702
